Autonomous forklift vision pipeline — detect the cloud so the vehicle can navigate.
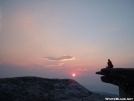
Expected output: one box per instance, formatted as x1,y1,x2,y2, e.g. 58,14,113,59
77,68,88,71
43,56,75,61
45,63,64,67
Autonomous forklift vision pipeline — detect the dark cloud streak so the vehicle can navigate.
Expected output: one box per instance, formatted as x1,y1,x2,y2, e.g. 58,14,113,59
43,56,75,61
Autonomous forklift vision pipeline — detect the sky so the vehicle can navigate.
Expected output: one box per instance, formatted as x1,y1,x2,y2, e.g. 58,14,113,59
0,0,134,94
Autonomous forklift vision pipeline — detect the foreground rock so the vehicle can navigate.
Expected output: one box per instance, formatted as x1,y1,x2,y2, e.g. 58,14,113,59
96,68,134,98
0,76,105,101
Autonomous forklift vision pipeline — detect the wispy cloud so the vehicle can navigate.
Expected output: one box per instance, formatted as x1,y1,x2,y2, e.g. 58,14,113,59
43,55,75,61
45,63,64,67
77,68,88,71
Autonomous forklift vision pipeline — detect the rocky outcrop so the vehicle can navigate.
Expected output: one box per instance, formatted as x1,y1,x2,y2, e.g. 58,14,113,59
96,68,134,98
0,76,105,101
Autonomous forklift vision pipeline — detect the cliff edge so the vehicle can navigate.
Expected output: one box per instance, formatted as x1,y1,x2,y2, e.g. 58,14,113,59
96,68,134,98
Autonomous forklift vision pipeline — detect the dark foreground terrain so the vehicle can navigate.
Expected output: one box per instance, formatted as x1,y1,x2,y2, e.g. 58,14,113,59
96,68,134,98
0,76,106,101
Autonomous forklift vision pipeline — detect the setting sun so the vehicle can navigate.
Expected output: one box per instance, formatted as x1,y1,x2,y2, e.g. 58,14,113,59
72,73,76,77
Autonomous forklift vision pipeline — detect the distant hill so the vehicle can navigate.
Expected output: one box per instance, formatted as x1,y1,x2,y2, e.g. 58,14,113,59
95,91,120,98
0,76,106,101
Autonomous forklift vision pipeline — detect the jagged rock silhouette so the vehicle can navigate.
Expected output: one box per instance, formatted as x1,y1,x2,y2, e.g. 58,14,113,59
96,68,134,98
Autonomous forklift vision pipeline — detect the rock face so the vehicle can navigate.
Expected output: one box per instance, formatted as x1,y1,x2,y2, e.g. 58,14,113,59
0,76,105,101
96,68,134,98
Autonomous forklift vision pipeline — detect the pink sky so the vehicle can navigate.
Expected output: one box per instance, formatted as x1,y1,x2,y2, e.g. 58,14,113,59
0,0,134,94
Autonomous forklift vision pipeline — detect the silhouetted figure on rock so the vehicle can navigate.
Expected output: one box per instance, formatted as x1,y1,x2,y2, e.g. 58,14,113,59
106,59,113,68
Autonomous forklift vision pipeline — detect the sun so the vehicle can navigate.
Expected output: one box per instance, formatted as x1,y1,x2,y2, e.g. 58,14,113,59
72,73,76,77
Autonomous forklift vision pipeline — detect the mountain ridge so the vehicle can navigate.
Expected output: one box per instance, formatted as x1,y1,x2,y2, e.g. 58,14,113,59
0,76,106,101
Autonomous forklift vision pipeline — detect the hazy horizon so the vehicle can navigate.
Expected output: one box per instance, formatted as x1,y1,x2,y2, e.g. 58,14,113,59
0,0,134,95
